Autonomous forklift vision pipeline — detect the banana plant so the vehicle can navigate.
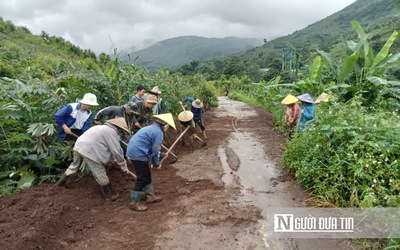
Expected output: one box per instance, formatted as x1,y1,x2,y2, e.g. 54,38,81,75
317,21,400,104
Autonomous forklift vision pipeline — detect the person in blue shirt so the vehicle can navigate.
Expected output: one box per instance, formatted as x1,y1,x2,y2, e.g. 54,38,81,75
180,97,207,139
129,84,146,102
54,93,99,141
296,93,317,132
126,113,176,212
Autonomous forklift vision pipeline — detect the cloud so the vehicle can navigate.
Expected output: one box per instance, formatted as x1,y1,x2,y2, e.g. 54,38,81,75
0,0,356,54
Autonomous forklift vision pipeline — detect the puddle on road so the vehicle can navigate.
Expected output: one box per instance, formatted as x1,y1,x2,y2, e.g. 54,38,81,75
218,131,277,191
218,130,296,249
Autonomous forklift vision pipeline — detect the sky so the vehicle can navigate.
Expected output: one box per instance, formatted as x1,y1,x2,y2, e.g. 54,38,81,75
1,0,357,55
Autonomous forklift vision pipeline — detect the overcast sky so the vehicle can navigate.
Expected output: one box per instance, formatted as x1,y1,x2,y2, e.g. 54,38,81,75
1,0,356,55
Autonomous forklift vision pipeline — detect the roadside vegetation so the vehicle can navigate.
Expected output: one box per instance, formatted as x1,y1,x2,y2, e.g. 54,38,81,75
227,21,400,208
0,18,218,195
1,5,400,249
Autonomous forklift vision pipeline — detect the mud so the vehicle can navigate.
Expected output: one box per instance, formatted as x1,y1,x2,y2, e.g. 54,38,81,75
0,96,357,250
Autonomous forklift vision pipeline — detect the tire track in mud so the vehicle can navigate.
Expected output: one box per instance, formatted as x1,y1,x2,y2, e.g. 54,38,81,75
155,97,356,250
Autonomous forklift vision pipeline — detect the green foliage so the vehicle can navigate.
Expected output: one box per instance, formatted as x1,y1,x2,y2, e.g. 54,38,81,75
283,99,400,207
0,19,220,196
177,0,399,82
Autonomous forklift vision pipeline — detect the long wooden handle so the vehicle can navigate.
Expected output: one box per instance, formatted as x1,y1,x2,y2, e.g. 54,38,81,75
180,103,186,111
70,132,80,138
161,144,177,158
126,169,137,180
160,126,191,165
193,134,204,142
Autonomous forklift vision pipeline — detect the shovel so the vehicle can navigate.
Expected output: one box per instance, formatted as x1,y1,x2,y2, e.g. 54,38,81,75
159,126,191,167
192,134,207,147
161,144,178,158
109,141,137,180
179,103,206,147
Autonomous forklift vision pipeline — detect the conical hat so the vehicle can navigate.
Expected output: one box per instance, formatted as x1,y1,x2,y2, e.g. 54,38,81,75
315,93,330,104
153,113,176,130
281,94,298,105
296,93,314,104
192,99,203,109
106,117,130,134
178,111,194,122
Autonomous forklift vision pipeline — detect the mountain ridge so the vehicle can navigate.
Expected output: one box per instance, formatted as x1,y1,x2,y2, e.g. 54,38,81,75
120,35,264,72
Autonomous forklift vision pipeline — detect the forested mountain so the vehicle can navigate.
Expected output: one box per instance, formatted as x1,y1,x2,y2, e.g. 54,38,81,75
120,36,263,72
178,0,400,81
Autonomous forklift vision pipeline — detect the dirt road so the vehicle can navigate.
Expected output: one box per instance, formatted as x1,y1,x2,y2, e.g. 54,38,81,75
0,97,356,250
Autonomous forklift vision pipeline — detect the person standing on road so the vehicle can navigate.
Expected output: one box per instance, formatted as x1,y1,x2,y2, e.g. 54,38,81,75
296,93,317,132
281,94,299,128
129,84,146,102
126,113,176,211
180,97,207,139
55,117,130,201
54,93,99,141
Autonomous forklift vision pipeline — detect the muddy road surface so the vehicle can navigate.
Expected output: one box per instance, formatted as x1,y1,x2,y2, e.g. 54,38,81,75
0,97,356,250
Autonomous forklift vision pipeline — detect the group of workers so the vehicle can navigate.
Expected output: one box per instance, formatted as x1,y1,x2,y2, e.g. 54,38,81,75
53,85,206,212
282,92,329,133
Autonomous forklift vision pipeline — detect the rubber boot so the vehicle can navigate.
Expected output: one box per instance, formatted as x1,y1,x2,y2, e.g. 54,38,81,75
129,190,148,211
101,183,119,201
203,131,207,139
55,173,69,186
145,183,162,204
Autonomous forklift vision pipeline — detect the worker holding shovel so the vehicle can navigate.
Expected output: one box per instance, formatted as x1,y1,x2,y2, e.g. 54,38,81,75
93,102,139,153
126,113,176,212
180,97,207,139
55,117,131,201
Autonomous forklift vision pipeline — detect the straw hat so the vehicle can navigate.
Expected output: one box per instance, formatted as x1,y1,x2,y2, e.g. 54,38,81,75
192,99,203,109
80,93,99,106
281,94,298,105
153,113,176,130
106,117,130,134
146,94,158,104
315,93,330,104
296,93,314,104
178,111,194,122
149,86,162,95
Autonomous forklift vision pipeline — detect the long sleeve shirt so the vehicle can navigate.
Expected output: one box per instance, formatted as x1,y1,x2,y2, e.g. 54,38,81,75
54,102,92,141
126,123,163,167
182,96,202,120
73,123,126,167
297,103,316,131
285,103,299,127
94,105,134,131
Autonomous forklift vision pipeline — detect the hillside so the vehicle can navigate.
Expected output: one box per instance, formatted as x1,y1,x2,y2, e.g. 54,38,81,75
180,0,400,81
120,36,263,72
0,18,101,80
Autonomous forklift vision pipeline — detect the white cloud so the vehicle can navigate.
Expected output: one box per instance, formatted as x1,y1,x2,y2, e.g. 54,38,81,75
0,0,357,54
